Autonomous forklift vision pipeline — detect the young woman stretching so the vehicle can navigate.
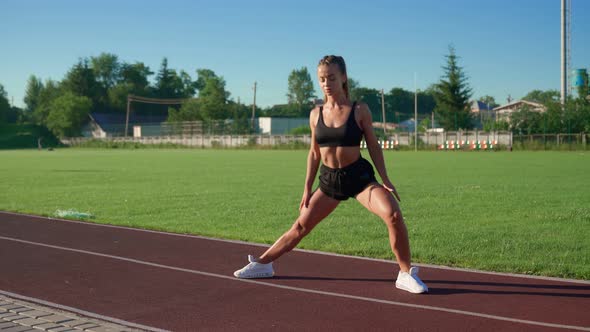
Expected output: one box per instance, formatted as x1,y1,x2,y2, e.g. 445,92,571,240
234,55,428,294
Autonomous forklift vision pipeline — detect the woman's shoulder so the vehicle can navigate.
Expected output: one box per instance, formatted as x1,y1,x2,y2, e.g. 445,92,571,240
309,105,321,117
309,105,321,125
353,101,370,115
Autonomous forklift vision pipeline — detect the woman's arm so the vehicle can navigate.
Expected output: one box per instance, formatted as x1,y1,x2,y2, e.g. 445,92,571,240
358,103,401,201
300,107,322,210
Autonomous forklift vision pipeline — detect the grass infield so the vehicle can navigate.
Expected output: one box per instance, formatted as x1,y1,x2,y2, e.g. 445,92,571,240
1,149,588,280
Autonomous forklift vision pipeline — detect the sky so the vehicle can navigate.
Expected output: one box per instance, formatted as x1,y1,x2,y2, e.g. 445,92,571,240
1,0,589,109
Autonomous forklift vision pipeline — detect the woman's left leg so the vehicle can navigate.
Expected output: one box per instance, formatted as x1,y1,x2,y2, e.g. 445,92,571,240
355,184,411,273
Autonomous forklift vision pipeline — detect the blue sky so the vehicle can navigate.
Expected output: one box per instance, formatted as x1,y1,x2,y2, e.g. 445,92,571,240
1,0,589,108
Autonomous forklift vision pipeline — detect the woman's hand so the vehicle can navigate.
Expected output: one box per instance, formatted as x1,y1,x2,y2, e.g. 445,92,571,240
382,178,401,202
299,189,312,211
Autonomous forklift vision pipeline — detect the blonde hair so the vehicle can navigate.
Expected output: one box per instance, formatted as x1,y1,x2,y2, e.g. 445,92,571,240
318,55,349,101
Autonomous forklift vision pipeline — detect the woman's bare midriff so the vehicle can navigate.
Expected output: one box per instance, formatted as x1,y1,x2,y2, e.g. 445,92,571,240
320,146,362,169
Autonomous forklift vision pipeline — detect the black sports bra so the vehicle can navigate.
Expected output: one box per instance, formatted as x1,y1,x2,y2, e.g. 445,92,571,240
315,102,363,147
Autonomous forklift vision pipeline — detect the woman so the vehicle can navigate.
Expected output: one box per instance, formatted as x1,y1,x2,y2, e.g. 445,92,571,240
234,55,428,294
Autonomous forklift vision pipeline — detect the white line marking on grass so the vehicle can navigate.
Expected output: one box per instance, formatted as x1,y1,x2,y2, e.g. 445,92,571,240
1,235,589,331
1,210,589,285
0,289,168,332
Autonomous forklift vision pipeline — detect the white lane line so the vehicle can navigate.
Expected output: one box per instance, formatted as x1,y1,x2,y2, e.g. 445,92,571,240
1,235,589,331
2,210,589,285
0,289,168,332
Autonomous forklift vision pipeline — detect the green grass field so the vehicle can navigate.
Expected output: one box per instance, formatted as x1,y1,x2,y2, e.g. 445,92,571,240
1,149,589,280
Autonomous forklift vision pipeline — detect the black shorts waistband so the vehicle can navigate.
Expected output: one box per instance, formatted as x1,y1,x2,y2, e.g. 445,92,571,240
320,156,365,172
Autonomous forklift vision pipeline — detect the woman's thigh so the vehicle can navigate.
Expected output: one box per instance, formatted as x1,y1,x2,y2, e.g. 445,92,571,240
296,189,341,231
355,183,402,221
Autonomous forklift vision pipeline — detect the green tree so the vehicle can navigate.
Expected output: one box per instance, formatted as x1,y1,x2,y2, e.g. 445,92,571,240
120,62,153,92
46,92,92,137
0,84,10,123
61,58,100,111
433,46,473,130
154,58,186,98
418,117,430,132
167,99,201,122
108,62,154,113
90,53,121,90
194,69,217,92
348,77,361,101
24,75,44,113
229,100,252,134
266,103,301,118
478,95,499,108
509,105,543,134
33,80,61,125
179,70,196,97
354,87,381,121
287,67,316,112
522,90,560,104
199,76,229,120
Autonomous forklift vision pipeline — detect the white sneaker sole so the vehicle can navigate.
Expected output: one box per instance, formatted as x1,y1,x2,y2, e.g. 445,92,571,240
234,271,275,279
395,281,428,294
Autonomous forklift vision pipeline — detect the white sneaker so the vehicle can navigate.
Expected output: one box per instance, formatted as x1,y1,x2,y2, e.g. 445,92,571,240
233,255,275,279
395,267,428,294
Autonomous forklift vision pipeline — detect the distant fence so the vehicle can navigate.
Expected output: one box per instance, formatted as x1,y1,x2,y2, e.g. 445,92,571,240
512,133,587,147
63,135,312,148
382,131,512,146
62,131,588,150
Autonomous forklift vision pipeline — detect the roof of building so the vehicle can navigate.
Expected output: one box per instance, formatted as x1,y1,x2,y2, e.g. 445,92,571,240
471,101,494,111
493,100,545,112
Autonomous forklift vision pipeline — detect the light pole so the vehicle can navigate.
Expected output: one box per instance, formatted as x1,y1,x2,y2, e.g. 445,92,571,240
251,81,257,132
414,88,418,152
380,89,386,137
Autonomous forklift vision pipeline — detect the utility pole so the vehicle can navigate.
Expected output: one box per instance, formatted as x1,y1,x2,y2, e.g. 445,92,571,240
431,112,434,129
414,88,418,152
380,89,386,136
251,82,257,132
414,73,418,152
561,0,568,106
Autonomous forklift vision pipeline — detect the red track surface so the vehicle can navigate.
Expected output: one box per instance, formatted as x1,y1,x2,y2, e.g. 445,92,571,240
1,211,589,331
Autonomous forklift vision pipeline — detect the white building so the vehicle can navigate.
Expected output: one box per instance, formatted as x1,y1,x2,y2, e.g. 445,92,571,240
493,100,546,123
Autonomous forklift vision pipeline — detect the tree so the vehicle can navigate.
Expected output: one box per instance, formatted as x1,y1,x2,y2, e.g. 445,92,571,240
509,105,543,134
179,70,196,97
154,58,185,99
433,46,473,130
24,75,44,113
478,95,499,108
120,62,153,92
167,99,201,122
0,84,10,123
108,62,154,113
194,69,217,92
287,67,316,112
522,90,560,104
199,76,229,120
348,77,361,101
61,58,100,111
33,80,61,125
354,87,381,121
45,92,92,137
90,53,121,90
229,100,252,134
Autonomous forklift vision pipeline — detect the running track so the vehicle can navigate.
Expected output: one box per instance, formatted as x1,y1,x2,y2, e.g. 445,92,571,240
1,211,589,332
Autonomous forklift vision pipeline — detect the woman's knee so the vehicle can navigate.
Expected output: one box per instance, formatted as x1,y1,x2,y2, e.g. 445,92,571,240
291,218,311,238
383,208,404,228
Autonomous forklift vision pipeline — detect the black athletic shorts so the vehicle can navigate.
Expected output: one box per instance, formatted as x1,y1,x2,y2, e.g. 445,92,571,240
319,157,378,201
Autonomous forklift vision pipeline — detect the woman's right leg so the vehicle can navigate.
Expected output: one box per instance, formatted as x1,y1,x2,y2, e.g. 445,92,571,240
257,190,340,264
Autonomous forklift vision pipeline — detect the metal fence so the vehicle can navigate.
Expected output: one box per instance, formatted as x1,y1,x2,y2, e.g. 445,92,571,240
66,129,589,150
